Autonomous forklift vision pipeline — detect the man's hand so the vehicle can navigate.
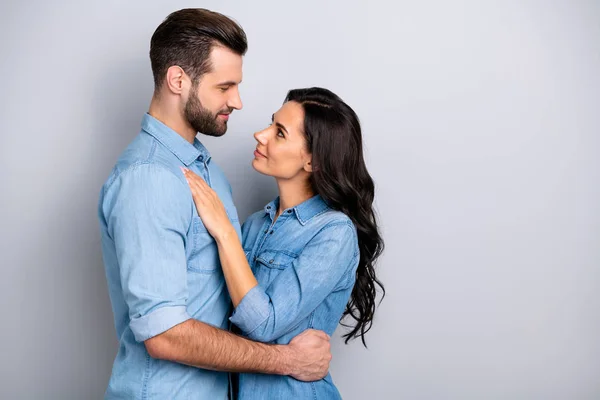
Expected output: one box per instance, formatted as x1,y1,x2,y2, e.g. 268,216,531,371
285,329,332,381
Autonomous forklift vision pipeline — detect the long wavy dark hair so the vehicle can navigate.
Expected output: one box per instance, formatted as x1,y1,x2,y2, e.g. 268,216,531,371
285,87,385,346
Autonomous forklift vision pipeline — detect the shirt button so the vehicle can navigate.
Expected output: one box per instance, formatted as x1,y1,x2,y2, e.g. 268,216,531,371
198,156,203,161
287,210,292,213
266,206,271,209
269,231,274,235
264,230,268,234
269,259,274,264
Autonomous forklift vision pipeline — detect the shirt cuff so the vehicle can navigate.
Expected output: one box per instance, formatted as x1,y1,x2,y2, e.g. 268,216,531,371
130,305,191,342
229,286,270,335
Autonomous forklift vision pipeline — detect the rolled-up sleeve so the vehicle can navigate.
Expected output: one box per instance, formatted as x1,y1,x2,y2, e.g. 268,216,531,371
230,222,359,342
103,163,191,342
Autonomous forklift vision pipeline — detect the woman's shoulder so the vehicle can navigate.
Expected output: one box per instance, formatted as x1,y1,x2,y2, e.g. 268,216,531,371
311,209,358,243
315,207,354,228
307,210,360,261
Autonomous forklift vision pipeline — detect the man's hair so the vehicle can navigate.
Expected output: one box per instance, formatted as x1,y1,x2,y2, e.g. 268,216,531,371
149,8,247,90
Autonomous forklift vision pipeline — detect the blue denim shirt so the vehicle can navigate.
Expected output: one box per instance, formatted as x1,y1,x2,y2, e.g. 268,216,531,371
230,195,360,400
98,114,241,400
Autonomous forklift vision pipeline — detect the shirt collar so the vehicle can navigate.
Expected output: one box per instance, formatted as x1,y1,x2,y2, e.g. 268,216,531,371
141,113,211,166
263,195,330,226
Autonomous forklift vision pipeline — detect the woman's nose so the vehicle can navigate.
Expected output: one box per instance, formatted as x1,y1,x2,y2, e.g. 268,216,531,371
254,128,268,145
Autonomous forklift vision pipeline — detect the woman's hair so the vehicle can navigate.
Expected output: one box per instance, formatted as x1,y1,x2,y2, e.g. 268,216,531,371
285,87,385,346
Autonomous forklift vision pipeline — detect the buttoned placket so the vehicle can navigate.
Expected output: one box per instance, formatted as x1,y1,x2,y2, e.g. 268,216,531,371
193,154,212,187
251,207,295,264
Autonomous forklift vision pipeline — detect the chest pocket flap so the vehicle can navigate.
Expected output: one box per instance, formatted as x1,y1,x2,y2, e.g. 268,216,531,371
255,250,298,270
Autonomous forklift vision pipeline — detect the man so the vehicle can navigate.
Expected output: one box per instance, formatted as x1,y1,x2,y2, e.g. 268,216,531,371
98,8,331,399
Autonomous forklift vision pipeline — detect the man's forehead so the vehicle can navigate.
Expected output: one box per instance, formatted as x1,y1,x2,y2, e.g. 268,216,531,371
205,46,243,81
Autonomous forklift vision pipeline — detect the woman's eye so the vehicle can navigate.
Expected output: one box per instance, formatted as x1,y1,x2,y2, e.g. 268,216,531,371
277,129,285,138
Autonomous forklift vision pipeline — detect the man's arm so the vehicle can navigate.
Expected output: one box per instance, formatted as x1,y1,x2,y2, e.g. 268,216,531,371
103,164,331,381
145,320,331,381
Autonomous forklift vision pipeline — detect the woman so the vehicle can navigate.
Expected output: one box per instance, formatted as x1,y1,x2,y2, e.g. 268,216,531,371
183,87,384,399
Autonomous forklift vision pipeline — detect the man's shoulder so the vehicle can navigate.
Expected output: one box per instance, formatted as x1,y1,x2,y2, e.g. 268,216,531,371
104,161,187,196
103,134,185,192
98,159,191,226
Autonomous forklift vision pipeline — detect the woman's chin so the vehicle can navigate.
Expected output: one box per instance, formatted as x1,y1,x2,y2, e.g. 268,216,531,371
253,161,279,178
251,159,267,175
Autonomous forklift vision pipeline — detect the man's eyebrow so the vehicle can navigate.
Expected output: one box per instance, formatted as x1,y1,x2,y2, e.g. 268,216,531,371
215,80,239,86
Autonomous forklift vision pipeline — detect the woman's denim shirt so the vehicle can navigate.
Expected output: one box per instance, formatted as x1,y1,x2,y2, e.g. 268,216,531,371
230,195,360,399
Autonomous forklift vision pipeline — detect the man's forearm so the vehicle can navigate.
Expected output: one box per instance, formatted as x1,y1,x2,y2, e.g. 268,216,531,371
145,318,293,374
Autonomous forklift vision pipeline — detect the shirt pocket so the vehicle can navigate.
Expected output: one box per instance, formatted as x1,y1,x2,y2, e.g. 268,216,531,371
253,250,297,288
187,204,241,273
187,216,220,273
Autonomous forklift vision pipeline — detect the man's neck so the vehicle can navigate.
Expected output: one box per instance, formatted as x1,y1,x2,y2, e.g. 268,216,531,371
148,97,196,144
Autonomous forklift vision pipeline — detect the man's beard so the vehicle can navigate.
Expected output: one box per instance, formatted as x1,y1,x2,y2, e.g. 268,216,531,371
184,90,232,137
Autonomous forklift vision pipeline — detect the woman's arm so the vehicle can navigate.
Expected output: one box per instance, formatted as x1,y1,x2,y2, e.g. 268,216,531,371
182,167,258,306
213,225,258,306
228,223,358,342
183,168,358,342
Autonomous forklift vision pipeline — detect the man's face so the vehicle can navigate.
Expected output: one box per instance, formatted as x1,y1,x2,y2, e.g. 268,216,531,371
184,46,243,137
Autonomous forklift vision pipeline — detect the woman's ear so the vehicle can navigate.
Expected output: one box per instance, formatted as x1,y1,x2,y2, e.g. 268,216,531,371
303,155,313,173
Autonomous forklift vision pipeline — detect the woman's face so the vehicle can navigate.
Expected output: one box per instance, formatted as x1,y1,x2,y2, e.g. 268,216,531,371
252,101,312,180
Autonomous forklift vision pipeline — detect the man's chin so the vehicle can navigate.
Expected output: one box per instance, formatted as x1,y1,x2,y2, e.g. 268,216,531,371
201,128,227,137
192,122,228,137
214,122,228,136
214,121,228,135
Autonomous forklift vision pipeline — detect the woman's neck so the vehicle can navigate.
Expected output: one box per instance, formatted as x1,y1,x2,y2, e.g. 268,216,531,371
275,178,314,217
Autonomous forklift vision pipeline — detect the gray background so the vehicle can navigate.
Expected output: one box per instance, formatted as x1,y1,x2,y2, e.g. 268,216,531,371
1,1,599,399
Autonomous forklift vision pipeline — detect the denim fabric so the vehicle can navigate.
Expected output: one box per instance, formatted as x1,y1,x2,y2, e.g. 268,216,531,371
230,195,360,399
98,114,241,399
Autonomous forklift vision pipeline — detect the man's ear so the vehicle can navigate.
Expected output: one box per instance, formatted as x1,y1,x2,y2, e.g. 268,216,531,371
165,65,187,95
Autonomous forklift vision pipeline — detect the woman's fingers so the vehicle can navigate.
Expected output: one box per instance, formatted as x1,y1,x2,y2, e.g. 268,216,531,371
181,168,203,202
182,168,211,193
181,168,220,210
179,167,231,237
182,168,204,185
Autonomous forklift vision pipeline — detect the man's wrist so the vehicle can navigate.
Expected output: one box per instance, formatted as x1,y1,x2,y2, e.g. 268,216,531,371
271,344,295,376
